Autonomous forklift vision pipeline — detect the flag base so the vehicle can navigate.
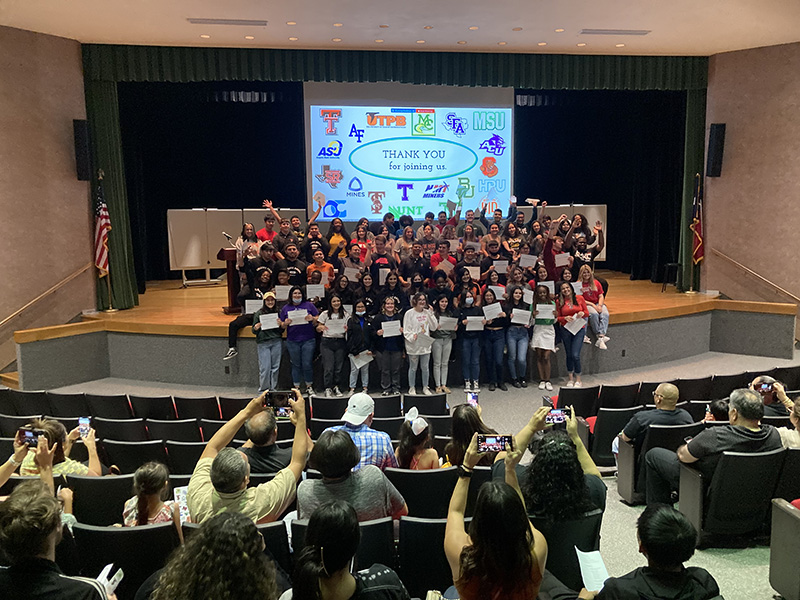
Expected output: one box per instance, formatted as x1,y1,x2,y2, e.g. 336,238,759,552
102,308,119,313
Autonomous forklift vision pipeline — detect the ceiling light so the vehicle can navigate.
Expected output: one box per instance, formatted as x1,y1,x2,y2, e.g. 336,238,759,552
333,23,343,27
289,37,298,41
469,26,479,31
286,21,297,26
580,29,650,36
379,24,389,28
554,28,565,33
457,40,467,45
512,27,523,32
498,41,507,46
423,26,433,30
187,18,267,26
577,43,586,47
375,39,384,43
538,42,547,46
416,40,426,44
615,43,626,48
200,34,211,39
244,35,255,40
332,38,342,42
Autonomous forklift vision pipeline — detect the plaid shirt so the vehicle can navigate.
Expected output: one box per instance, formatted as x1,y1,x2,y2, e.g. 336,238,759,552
326,423,399,471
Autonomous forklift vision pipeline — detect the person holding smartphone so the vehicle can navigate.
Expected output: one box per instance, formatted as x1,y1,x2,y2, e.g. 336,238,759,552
20,418,102,477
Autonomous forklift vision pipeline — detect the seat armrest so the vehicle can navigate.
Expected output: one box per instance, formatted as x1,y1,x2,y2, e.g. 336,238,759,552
617,439,636,503
678,463,705,543
575,417,590,451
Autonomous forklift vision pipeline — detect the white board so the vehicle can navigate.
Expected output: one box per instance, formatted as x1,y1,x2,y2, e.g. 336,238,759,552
168,209,208,270
206,209,245,267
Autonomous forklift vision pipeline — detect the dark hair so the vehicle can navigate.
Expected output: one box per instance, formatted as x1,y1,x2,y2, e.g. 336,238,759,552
210,448,248,493
326,294,346,319
133,462,170,526
288,285,307,303
637,503,698,569
152,512,277,600
708,399,729,421
245,410,278,446
29,418,66,465
396,419,433,469
445,404,496,467
309,430,360,478
730,388,764,420
556,280,577,304
292,501,360,600
522,430,594,520
0,481,61,564
425,211,435,219
457,481,538,598
506,285,527,308
432,269,449,283
325,218,351,243
432,294,452,317
398,215,414,228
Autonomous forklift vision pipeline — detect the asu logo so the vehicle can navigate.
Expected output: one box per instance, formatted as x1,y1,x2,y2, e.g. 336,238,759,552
320,109,342,135
412,111,435,136
479,134,507,156
443,113,468,137
369,191,386,214
365,113,407,127
316,140,343,158
315,164,343,189
480,157,498,178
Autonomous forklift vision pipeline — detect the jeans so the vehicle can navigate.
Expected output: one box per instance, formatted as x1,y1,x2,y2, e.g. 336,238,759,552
256,338,283,392
644,447,681,505
408,353,431,390
320,337,346,389
287,337,316,386
559,325,585,374
431,337,453,387
227,313,252,347
482,329,506,384
587,304,609,337
461,337,481,382
349,356,370,390
506,326,529,380
377,350,402,392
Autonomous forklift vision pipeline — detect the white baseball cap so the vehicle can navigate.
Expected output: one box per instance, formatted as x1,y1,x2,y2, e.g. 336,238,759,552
342,392,375,425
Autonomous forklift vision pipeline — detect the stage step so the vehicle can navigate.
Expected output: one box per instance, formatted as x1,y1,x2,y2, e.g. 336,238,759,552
0,371,20,390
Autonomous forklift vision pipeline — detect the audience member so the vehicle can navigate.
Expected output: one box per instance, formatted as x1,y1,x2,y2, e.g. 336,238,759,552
444,404,498,467
123,462,180,537
704,399,729,422
771,385,800,448
323,393,398,470
297,430,407,520
239,408,300,473
754,377,793,416
395,407,439,470
187,390,307,523
20,418,101,477
644,388,783,505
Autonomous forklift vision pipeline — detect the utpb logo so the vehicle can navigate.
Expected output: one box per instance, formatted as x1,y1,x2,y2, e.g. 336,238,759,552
366,113,407,127
349,124,365,143
412,111,435,136
422,182,451,199
480,157,498,178
322,199,347,218
397,183,414,201
473,111,506,131
479,134,507,156
315,164,343,189
320,109,342,135
443,113,468,137
316,140,343,158
456,177,475,200
369,191,386,214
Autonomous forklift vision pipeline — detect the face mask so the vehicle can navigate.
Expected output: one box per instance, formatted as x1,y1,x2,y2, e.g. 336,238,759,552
356,310,366,316
465,297,474,306
292,297,302,305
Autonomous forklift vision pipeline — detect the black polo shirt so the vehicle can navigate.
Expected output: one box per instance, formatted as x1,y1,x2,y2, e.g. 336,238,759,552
0,558,107,599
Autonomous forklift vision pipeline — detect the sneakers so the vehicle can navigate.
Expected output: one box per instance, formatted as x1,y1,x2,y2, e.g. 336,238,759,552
325,388,333,398
306,384,314,396
596,338,607,350
464,381,472,392
472,380,481,392
442,386,452,394
498,382,508,392
381,390,391,396
574,380,583,387
538,381,546,390
512,380,522,389
223,347,238,360
565,381,575,388
545,381,553,391
408,387,417,396
362,387,368,393
520,379,528,388
583,336,591,344
334,386,344,397
601,334,611,342
488,383,496,392
423,387,433,396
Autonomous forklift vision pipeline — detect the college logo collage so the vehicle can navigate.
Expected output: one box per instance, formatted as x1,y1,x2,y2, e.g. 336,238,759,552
314,107,509,219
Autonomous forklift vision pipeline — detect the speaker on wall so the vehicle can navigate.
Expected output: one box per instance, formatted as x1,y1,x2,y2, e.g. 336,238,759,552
73,119,92,181
707,123,726,178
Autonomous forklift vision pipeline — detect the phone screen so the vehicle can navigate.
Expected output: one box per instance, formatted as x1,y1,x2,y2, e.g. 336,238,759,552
545,409,567,425
274,406,291,419
79,417,91,438
760,383,772,392
465,392,479,407
477,434,513,453
20,429,38,447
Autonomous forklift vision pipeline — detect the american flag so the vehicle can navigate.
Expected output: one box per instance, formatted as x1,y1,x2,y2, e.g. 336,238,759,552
94,177,112,277
690,173,704,265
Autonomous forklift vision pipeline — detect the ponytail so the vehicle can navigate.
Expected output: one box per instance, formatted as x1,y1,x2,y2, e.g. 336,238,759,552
132,462,169,527
291,546,327,600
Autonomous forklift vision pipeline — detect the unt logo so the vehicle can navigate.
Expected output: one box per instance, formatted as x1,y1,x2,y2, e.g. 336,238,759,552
366,113,407,127
315,164,343,188
320,109,342,135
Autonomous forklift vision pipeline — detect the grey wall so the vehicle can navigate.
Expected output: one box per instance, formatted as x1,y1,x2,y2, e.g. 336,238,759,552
17,332,109,390
710,311,795,359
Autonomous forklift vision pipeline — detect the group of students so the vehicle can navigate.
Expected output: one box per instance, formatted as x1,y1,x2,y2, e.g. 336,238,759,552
225,196,610,393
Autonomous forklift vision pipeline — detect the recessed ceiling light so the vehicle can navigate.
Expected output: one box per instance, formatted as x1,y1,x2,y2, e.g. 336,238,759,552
512,27,523,32
555,28,565,33
333,23,343,27
537,42,547,46
332,38,342,42
288,37,298,41
416,40,426,44
244,35,255,40
286,21,296,26
379,24,389,28
498,41,507,46
200,34,211,39
457,40,467,45
615,43,626,48
469,26,479,31
375,39,384,43
577,43,586,47
423,26,433,30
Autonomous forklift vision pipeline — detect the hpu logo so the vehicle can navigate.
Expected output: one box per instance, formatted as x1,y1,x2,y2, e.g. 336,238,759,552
443,113,468,137
473,111,505,131
478,179,507,193
347,177,365,197
316,140,343,158
366,113,407,127
397,184,414,201
479,134,506,156
322,199,347,219
422,182,451,199
315,164,343,189
349,124,365,143
320,109,342,135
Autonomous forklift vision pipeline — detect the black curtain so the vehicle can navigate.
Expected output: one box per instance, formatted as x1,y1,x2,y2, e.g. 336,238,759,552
118,81,305,288
514,90,686,281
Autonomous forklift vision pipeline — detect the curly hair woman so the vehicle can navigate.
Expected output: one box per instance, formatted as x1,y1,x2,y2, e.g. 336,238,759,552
150,511,277,600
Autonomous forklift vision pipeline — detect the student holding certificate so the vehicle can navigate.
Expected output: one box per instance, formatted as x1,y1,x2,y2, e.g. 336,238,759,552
458,290,485,392
279,286,320,396
372,297,404,395
505,286,532,389
345,300,373,395
403,293,438,396
555,281,588,388
432,295,459,394
252,292,283,393
531,284,557,391
316,295,349,397
481,289,509,392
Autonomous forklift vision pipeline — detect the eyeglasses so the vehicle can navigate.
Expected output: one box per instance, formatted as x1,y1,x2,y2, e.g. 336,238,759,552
652,391,664,399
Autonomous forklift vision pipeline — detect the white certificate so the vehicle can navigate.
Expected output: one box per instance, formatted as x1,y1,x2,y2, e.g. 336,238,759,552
244,299,262,314
259,313,279,329
275,285,291,301
438,316,458,331
325,317,346,334
542,281,555,294
523,289,535,305
378,268,390,285
511,308,531,326
306,284,325,299
518,253,537,269
482,302,503,320
493,260,508,272
571,282,583,295
565,317,587,335
381,319,401,337
437,258,454,273
350,351,373,370
535,304,556,319
489,285,506,299
554,252,571,268
465,241,481,252
575,547,610,593
342,305,353,316
286,309,308,325
320,271,329,285
466,266,480,281
466,316,484,331
344,267,361,281
448,239,460,252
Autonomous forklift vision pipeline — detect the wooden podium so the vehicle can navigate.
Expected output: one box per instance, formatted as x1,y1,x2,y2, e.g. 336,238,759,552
216,248,242,314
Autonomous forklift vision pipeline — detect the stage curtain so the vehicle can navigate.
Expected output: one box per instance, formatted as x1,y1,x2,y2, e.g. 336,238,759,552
85,80,139,310
677,89,707,292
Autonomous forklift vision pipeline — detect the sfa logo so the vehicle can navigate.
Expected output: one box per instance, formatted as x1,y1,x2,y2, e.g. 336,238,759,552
316,140,343,158
315,164,343,188
422,182,450,199
479,134,506,156
443,113,468,137
366,113,406,127
473,111,505,131
320,109,342,135
322,199,347,219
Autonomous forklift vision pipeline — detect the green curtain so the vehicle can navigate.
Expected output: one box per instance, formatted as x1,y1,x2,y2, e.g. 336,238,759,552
85,80,139,310
677,89,707,292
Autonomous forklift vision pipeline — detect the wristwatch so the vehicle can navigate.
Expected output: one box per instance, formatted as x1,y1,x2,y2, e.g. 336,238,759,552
457,465,473,478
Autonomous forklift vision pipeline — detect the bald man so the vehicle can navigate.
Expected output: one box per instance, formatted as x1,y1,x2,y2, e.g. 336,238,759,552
619,383,694,449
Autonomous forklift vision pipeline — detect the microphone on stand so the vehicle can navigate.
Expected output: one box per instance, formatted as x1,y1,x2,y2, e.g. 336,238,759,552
222,232,236,248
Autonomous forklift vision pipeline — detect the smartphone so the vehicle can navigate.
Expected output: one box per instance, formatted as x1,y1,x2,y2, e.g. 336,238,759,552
267,391,291,419
78,417,91,439
465,392,479,407
760,383,773,392
477,434,513,453
18,428,46,447
545,409,567,425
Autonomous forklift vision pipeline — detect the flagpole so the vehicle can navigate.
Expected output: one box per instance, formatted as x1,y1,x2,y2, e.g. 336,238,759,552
685,173,701,295
103,273,117,313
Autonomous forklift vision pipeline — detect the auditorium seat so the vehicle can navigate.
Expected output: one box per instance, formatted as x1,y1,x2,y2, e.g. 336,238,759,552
558,385,600,418
370,416,405,438
0,413,40,437
308,417,339,440
385,467,458,518
9,389,50,416
686,400,711,422
0,474,68,496
763,415,792,428
679,448,786,546
464,465,492,518
183,521,292,575
129,395,176,420
86,393,133,419
218,396,252,420
774,365,800,390
46,391,90,418
73,522,180,600
67,474,136,526
93,417,148,442
589,407,642,467
432,435,450,458
775,447,800,502
309,396,349,420
769,499,800,600
276,438,293,449
0,437,14,460
199,418,246,441
67,438,89,463
709,372,750,400
597,383,639,409
248,472,277,487
146,418,201,442
165,440,205,474
0,388,14,415
373,393,402,417
174,396,220,420
275,419,295,439
398,516,467,598
169,474,191,489
102,439,168,474
403,393,449,416
293,516,396,571
676,376,713,402
422,414,452,437
636,381,669,405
